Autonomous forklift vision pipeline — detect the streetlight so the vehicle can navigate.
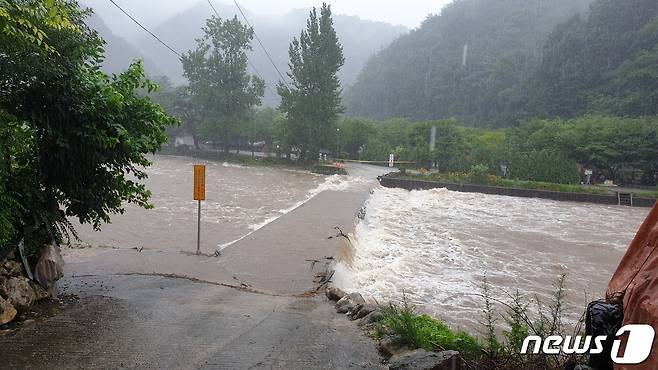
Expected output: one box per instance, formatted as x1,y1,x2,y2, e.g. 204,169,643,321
336,127,340,160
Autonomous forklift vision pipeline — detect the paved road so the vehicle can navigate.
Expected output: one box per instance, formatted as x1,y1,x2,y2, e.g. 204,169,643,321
0,163,386,369
1,275,381,369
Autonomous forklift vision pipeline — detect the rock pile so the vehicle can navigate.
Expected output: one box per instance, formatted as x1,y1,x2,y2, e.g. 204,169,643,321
326,284,464,370
0,249,62,325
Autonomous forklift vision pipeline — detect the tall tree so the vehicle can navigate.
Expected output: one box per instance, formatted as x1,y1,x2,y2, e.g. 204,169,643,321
0,3,176,256
278,3,345,160
182,15,265,153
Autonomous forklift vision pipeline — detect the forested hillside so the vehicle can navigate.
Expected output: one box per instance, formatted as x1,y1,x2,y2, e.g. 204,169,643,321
344,0,593,126
535,0,658,118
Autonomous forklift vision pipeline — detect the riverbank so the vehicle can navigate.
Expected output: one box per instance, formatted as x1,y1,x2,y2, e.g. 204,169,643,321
159,147,347,175
380,173,657,207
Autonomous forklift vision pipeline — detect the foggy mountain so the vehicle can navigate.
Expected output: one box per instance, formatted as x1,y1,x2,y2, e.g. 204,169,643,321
84,14,160,76
89,1,407,106
344,0,594,127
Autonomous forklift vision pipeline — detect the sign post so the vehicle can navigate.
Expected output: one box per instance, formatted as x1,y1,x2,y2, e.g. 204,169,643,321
389,154,395,168
193,164,206,255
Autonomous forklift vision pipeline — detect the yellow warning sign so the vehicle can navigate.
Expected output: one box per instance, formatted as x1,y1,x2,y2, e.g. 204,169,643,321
193,164,206,201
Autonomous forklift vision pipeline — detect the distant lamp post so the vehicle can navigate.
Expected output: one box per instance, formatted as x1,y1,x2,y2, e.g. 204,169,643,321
336,128,340,160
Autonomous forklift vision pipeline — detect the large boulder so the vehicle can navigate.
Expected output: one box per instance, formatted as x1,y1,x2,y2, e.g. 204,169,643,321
0,296,17,325
326,286,346,302
2,277,36,312
388,349,461,370
335,292,365,314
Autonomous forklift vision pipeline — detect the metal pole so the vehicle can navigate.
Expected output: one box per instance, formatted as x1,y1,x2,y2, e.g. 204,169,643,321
336,128,340,160
196,200,201,255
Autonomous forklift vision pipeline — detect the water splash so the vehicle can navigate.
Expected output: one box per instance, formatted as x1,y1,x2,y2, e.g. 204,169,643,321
333,185,649,332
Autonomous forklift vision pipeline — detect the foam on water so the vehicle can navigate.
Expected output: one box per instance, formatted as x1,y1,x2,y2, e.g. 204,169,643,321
333,186,649,332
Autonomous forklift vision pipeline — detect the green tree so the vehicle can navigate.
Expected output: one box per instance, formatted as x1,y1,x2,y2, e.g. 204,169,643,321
248,107,277,154
338,118,376,159
278,3,345,160
0,4,176,256
409,120,467,171
182,15,265,153
151,77,201,150
0,0,75,51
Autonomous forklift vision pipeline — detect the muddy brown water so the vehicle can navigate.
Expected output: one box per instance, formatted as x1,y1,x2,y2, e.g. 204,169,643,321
70,155,649,333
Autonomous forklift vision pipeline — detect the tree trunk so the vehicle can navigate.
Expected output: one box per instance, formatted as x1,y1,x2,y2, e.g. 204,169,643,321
193,135,200,150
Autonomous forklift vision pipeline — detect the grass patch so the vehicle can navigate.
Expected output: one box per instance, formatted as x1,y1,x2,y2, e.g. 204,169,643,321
371,275,586,370
375,297,481,360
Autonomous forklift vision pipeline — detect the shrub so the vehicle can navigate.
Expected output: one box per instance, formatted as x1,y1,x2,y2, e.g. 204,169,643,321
470,164,490,184
508,150,581,184
375,295,483,361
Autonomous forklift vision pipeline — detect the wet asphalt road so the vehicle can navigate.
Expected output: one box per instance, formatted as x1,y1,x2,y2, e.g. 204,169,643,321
0,275,381,369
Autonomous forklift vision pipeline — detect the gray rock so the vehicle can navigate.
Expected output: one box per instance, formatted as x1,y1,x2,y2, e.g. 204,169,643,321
378,336,412,358
1,260,23,278
347,303,364,317
359,310,384,326
351,303,378,320
326,286,346,302
388,349,461,370
0,296,17,325
335,292,365,314
30,281,51,301
2,277,36,311
574,366,594,370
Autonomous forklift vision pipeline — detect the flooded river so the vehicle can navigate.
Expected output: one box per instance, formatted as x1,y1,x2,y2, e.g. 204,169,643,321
74,155,649,333
333,186,649,332
75,155,327,252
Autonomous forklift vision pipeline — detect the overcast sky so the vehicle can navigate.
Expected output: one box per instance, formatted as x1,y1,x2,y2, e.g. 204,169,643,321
86,0,451,35
236,0,449,27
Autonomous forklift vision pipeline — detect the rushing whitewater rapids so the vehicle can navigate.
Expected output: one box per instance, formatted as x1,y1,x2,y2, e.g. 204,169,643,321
333,186,649,332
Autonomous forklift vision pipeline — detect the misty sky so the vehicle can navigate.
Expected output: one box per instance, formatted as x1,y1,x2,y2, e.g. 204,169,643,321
86,0,451,39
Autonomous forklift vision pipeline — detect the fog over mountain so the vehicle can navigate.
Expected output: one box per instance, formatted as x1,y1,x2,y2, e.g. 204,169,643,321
83,1,409,106
84,14,160,76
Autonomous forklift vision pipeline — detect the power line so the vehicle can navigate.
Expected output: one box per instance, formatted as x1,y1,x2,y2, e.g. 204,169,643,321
230,0,291,89
204,0,265,82
107,0,182,59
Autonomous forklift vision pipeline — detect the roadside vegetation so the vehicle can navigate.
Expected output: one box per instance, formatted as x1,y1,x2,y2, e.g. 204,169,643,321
0,1,176,258
371,275,584,370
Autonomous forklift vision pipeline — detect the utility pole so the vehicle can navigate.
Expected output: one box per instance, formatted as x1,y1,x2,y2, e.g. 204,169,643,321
336,127,340,160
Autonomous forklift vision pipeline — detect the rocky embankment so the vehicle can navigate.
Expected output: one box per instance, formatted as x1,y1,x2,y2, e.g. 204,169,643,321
325,284,462,370
0,246,64,328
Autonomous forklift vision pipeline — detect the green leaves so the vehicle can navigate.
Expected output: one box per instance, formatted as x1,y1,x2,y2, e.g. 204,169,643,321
0,3,176,253
181,15,264,152
278,3,344,160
